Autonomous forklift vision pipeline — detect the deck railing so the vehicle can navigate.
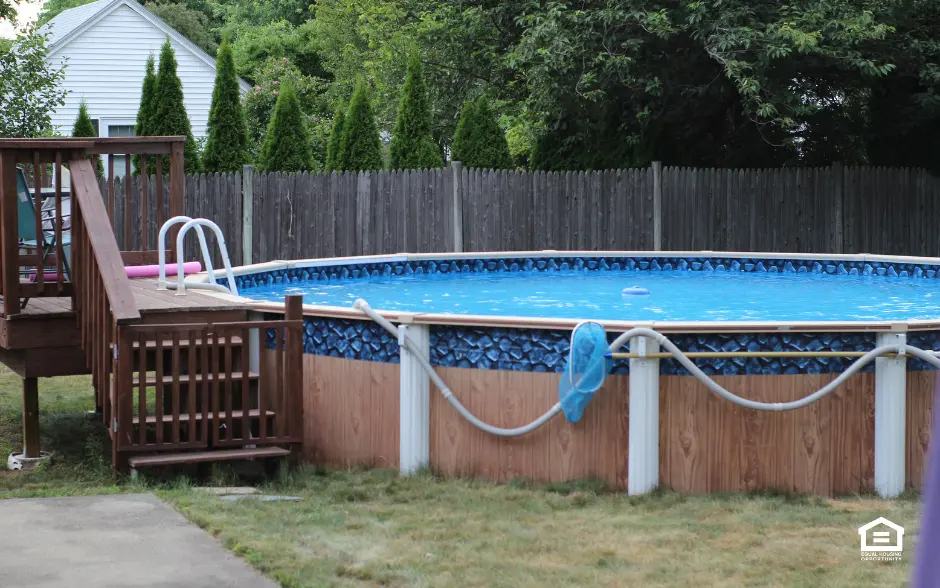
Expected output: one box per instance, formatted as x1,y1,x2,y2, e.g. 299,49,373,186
70,158,141,425
89,137,185,262
0,137,185,317
112,298,304,455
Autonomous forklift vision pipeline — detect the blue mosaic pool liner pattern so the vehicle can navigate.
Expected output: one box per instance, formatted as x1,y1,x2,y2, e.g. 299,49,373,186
250,254,940,375
225,254,940,292
264,316,940,375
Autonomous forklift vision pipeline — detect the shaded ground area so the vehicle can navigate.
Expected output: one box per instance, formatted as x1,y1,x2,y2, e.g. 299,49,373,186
0,493,275,588
0,372,922,587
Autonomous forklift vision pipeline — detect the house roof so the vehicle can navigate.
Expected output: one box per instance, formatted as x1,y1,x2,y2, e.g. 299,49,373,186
39,0,251,94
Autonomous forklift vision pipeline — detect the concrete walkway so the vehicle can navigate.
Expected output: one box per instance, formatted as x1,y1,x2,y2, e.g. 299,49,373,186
0,494,276,587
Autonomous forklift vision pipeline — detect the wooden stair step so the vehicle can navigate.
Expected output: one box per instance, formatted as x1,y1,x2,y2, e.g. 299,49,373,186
133,409,275,425
128,446,290,469
111,336,244,350
136,371,259,385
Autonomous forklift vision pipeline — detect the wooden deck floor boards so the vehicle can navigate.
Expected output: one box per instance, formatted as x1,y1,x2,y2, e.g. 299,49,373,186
4,278,244,321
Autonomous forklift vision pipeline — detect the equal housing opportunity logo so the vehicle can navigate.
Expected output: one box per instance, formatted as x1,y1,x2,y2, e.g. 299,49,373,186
859,517,904,561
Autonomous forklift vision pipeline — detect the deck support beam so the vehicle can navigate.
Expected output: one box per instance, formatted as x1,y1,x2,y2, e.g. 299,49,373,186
628,334,660,496
875,331,907,498
22,377,39,458
399,323,430,476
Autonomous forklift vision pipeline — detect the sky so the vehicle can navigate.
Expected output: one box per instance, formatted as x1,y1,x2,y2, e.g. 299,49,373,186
0,0,43,39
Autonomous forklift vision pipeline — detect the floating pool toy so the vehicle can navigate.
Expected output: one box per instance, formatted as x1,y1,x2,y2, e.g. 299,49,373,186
622,286,650,296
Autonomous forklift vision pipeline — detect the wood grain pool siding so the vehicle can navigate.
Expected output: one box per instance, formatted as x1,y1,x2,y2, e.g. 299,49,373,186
295,353,935,496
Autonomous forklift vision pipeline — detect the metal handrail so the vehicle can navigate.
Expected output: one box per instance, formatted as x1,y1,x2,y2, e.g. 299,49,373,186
172,218,238,296
157,215,214,289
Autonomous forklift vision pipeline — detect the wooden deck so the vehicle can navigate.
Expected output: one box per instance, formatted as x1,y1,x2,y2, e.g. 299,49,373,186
0,278,249,378
6,278,244,320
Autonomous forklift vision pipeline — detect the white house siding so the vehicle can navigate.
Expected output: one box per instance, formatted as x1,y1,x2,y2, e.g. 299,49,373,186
47,4,216,139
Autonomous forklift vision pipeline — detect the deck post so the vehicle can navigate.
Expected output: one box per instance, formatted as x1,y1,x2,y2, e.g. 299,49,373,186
399,322,430,475
875,331,907,498
22,377,39,458
628,333,660,495
0,153,20,316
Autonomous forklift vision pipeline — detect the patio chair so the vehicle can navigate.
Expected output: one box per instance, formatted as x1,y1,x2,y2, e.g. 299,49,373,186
16,168,71,306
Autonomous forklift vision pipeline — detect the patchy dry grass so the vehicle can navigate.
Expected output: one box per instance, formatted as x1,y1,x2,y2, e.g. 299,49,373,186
0,371,921,586
163,469,918,588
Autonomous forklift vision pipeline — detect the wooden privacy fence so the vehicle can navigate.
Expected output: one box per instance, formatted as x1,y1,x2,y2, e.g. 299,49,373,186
105,162,940,266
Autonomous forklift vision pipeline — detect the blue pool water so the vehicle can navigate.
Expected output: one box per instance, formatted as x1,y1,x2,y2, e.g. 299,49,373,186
241,270,940,322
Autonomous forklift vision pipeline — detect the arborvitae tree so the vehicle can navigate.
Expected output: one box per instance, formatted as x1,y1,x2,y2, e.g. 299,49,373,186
473,97,513,169
203,35,248,172
324,105,345,171
451,96,513,169
71,99,103,177
132,54,157,175
389,53,441,169
337,80,383,171
258,82,314,171
149,38,200,172
451,100,476,164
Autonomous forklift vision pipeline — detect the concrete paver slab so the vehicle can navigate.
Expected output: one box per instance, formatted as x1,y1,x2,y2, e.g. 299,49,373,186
0,493,276,588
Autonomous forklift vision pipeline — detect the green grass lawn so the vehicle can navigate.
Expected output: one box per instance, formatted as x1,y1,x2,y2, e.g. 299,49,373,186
0,371,920,587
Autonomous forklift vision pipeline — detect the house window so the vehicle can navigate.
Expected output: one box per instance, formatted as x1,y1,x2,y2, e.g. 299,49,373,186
109,124,136,178
91,119,99,136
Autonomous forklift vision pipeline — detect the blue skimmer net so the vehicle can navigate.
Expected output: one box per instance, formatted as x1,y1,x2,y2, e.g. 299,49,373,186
558,322,612,423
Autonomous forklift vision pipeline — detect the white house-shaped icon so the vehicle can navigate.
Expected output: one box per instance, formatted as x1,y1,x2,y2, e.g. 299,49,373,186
858,517,904,552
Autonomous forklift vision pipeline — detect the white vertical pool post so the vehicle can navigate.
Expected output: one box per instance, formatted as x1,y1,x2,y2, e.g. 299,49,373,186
628,333,660,495
399,323,430,475
875,330,907,498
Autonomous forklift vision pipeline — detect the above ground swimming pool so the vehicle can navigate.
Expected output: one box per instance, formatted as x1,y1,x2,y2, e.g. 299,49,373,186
239,267,940,322
218,252,940,497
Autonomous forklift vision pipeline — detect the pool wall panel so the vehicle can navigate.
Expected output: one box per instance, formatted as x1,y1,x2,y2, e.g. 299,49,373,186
659,374,876,495
430,368,628,487
908,370,935,489
299,354,400,469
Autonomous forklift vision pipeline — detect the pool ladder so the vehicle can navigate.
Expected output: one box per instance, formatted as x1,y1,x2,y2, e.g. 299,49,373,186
157,216,239,296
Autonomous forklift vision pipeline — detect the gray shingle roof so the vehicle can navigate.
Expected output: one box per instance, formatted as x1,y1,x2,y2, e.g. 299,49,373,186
38,0,116,46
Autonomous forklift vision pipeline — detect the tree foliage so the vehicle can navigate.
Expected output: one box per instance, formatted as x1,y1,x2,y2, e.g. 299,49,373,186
32,0,940,170
338,80,384,171
389,53,441,169
0,28,67,137
132,54,157,174
0,0,14,21
244,56,326,163
451,97,512,170
71,99,104,177
147,0,219,55
258,82,314,171
324,105,345,172
203,35,248,171
149,38,200,172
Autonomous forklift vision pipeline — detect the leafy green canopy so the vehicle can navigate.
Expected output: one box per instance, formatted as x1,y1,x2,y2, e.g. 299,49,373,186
149,38,200,172
337,80,383,171
203,35,249,172
389,53,442,169
0,28,67,138
258,82,314,171
71,99,104,177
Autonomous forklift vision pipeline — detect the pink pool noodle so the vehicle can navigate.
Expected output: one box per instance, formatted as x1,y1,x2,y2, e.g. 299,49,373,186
29,261,203,281
125,262,202,278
